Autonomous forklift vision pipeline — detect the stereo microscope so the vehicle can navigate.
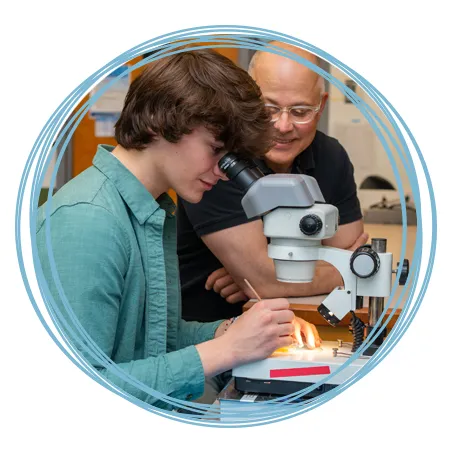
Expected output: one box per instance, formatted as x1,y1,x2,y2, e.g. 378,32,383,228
218,153,409,397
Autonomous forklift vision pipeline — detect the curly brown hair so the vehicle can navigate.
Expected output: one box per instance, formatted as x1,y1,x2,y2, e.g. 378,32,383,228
115,49,273,158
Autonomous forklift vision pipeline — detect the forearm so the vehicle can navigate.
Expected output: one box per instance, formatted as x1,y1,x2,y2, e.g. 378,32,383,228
237,260,342,299
195,335,236,378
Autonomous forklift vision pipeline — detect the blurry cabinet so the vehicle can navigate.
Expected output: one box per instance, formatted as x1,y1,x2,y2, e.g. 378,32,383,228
71,56,142,177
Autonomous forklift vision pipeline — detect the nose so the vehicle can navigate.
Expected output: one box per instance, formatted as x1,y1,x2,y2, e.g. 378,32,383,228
274,111,294,134
213,162,228,181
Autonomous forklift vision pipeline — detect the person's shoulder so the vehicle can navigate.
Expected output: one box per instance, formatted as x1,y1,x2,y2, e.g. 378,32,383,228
312,131,350,165
314,130,347,153
37,167,122,230
48,167,107,205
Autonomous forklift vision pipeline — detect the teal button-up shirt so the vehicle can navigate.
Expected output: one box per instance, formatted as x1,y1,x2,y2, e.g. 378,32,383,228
36,145,222,409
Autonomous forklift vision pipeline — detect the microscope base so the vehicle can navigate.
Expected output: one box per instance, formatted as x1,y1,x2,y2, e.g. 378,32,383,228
234,377,338,397
232,341,369,396
363,344,381,357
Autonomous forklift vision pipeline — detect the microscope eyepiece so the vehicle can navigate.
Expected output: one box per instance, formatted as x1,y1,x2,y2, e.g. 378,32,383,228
218,153,241,175
218,152,265,191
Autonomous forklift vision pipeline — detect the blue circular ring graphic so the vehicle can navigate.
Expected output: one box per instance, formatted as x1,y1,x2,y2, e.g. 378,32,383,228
15,25,436,427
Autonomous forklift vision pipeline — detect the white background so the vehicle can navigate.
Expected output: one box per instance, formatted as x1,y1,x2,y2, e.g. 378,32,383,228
1,1,447,448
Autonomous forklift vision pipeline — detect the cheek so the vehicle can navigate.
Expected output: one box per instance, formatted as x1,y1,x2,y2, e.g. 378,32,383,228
295,123,316,139
182,154,205,174
198,155,217,173
182,145,217,178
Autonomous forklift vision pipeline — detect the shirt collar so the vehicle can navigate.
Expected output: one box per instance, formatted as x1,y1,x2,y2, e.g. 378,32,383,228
93,145,176,224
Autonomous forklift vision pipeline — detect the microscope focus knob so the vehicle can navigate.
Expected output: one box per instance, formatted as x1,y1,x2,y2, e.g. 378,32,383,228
350,245,380,279
299,214,323,236
397,259,409,285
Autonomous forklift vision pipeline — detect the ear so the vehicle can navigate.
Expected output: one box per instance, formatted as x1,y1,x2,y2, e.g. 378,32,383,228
319,93,329,114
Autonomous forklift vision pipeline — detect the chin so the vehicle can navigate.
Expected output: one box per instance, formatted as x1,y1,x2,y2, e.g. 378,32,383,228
267,147,300,164
180,191,203,204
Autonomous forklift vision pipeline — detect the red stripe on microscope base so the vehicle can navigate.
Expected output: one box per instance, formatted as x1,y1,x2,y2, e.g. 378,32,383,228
270,366,331,378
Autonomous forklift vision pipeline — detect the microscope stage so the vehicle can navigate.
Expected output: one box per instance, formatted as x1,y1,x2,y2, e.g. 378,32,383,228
232,341,369,396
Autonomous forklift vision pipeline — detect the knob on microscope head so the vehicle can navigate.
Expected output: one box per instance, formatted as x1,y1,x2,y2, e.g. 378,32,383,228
299,214,323,236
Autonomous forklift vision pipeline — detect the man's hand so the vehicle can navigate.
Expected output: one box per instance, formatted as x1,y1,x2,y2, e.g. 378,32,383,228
205,267,248,304
293,317,322,349
347,231,369,252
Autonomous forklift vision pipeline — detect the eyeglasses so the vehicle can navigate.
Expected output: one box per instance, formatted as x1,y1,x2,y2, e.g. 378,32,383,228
264,99,322,124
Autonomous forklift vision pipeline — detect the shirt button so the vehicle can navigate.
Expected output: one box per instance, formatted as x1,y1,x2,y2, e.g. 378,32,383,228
186,394,193,400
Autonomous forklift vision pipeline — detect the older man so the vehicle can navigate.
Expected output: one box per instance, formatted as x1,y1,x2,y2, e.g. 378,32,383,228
177,42,367,325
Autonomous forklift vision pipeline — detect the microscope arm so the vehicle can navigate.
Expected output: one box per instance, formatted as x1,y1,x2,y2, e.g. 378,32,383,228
268,243,393,323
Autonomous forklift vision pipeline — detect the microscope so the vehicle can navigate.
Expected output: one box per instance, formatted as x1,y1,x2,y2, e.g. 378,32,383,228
218,153,409,397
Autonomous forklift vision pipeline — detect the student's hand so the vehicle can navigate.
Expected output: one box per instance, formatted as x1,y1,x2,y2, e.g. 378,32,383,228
222,299,295,365
205,267,248,304
293,317,322,349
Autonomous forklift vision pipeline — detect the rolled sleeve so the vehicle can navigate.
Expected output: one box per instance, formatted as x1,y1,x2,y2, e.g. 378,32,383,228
164,345,205,401
98,345,206,408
